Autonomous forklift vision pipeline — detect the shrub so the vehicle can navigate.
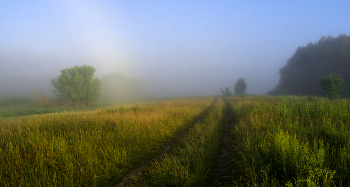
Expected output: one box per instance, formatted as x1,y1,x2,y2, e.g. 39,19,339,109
320,73,344,100
221,87,232,96
51,65,101,106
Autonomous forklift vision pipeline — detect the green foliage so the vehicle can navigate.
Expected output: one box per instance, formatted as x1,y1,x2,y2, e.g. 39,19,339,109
320,73,344,99
51,65,101,106
234,78,247,95
220,87,232,96
269,34,350,96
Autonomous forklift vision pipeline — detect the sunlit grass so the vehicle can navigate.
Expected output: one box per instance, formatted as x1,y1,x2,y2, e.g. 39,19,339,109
130,97,225,186
229,95,350,186
0,97,214,187
4,95,347,186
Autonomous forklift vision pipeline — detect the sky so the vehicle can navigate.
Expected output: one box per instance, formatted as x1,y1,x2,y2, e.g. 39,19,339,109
1,0,350,97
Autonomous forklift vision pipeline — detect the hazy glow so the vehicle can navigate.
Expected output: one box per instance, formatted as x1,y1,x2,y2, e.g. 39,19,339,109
1,1,350,96
57,0,132,75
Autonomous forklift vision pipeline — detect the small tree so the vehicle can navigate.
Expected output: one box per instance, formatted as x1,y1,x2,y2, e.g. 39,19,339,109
234,78,247,95
320,73,344,100
221,87,232,96
51,65,101,106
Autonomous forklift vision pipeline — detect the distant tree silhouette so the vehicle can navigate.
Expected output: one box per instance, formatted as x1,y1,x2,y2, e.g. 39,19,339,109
268,34,350,97
234,78,247,95
221,87,232,96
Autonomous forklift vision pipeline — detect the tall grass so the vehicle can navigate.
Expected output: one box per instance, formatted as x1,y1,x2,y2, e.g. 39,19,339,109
129,97,225,186
229,95,350,186
0,97,214,186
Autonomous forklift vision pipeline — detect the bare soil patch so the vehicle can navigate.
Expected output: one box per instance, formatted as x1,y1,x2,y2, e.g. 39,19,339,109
211,98,234,186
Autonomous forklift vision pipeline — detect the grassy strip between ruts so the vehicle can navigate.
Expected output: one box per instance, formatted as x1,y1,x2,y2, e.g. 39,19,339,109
228,95,350,186
129,97,225,186
0,97,214,187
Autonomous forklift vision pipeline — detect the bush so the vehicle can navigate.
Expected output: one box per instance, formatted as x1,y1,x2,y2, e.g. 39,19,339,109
320,73,344,100
51,65,101,106
221,87,232,96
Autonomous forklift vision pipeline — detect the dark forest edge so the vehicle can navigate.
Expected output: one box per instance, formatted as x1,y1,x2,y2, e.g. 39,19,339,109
268,33,350,97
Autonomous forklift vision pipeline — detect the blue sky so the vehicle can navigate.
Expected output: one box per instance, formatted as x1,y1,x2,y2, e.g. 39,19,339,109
1,0,349,96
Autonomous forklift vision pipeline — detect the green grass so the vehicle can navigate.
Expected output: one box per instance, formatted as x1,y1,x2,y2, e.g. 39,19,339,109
129,97,225,187
0,97,214,187
228,95,350,186
3,94,350,186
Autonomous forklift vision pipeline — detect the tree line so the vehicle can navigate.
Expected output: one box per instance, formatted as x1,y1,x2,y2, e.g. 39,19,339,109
51,33,350,105
268,34,350,97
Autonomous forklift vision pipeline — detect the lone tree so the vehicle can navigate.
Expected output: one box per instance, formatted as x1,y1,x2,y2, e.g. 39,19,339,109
234,78,247,95
51,65,101,106
320,73,344,100
221,87,232,96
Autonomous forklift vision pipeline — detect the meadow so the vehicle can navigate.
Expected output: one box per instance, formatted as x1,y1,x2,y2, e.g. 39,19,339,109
0,97,214,186
1,94,350,186
228,95,350,186
0,94,104,118
129,97,225,186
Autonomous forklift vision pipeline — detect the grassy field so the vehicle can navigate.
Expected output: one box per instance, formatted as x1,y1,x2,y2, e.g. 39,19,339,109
228,95,350,186
0,97,214,186
1,95,350,186
129,97,225,186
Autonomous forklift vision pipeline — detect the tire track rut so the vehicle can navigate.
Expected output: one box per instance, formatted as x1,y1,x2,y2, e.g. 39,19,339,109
211,97,234,186
111,97,218,187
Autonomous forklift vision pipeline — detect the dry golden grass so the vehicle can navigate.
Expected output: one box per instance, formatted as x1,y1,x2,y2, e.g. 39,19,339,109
129,97,225,186
0,97,214,187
